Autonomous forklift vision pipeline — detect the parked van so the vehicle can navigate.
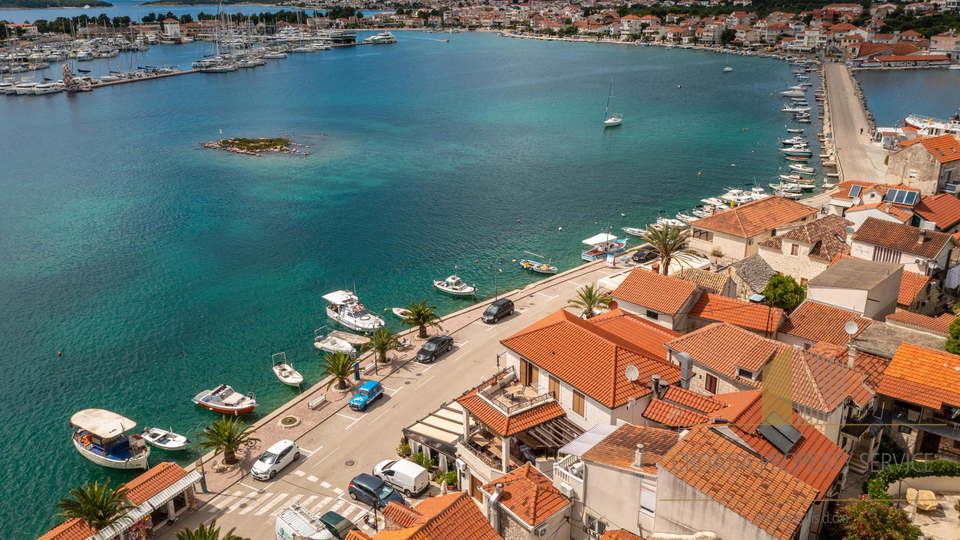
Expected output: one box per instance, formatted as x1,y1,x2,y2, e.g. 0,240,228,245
372,459,430,496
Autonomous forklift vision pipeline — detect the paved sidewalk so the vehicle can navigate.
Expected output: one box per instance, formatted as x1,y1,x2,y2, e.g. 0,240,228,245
823,63,888,184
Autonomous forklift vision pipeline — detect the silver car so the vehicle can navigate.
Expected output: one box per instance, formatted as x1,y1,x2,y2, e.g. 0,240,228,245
252,439,300,481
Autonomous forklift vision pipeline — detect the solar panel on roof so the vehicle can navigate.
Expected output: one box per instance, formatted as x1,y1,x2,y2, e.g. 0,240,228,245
849,185,862,198
757,424,796,454
905,191,918,205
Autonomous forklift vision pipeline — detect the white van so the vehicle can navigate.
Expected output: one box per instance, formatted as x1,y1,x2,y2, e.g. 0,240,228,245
372,459,430,496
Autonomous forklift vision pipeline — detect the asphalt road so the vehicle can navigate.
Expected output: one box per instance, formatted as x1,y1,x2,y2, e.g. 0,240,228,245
823,63,885,184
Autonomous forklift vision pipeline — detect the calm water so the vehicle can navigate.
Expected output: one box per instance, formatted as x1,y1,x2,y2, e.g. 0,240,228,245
856,68,960,127
1,35,818,536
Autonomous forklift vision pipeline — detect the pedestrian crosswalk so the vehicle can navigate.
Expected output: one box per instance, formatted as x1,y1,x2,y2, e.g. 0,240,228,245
205,490,377,533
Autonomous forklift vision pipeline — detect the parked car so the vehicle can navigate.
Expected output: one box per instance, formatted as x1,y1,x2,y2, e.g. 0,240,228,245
349,380,384,412
373,459,430,496
276,506,358,540
252,439,300,480
632,249,656,264
348,473,406,509
481,298,515,324
416,335,454,363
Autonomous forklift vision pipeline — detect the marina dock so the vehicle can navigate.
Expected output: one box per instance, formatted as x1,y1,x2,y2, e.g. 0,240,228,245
822,62,888,184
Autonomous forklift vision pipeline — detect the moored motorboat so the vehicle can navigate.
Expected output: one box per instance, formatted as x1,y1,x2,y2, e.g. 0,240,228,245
364,31,398,44
581,233,627,261
70,409,150,469
622,227,646,237
781,145,813,157
323,290,384,333
786,128,804,133
433,274,477,296
142,427,190,451
272,352,303,387
391,307,412,319
192,384,258,414
519,258,558,274
788,164,816,174
785,155,810,162
314,327,357,357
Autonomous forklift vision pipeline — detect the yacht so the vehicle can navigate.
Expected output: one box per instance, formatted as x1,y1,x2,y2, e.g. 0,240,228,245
904,112,960,137
323,290,384,333
719,188,753,206
33,82,62,95
364,32,397,45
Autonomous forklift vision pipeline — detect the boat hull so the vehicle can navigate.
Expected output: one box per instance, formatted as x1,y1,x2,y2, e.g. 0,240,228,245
273,366,304,387
72,436,150,470
193,400,257,414
326,307,383,332
582,240,627,261
433,283,476,296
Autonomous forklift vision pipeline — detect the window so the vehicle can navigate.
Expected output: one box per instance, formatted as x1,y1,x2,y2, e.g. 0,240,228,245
573,391,585,416
909,170,918,179
705,373,718,394
585,514,607,537
549,376,560,399
530,365,539,386
640,487,656,515
791,243,799,256
692,228,714,241
645,310,659,321
737,368,754,380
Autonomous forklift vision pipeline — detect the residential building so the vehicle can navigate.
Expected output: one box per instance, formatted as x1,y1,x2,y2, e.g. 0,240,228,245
481,464,572,540
688,197,819,260
805,258,903,320
885,134,960,195
727,253,777,300
912,193,960,232
930,31,960,61
898,269,937,314
685,293,784,338
162,18,181,38
778,300,873,348
844,201,914,229
589,309,682,363
608,269,702,330
361,492,501,540
757,215,853,284
850,217,957,275
886,311,957,337
675,267,736,297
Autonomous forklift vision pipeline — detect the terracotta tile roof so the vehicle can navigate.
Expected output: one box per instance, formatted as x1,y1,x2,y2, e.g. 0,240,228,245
38,519,95,540
793,349,873,411
853,351,889,392
913,193,960,230
877,342,960,409
374,493,500,540
778,301,872,346
918,134,960,164
662,385,725,413
898,271,931,306
122,462,189,505
383,503,423,528
761,215,854,261
601,530,646,540
852,217,954,258
589,309,681,362
502,309,680,408
659,426,818,540
845,201,913,222
886,311,956,336
481,463,570,526
689,197,818,238
642,399,710,427
580,424,680,476
610,268,700,316
676,267,732,294
666,323,789,385
689,293,784,334
457,389,565,436
831,180,885,201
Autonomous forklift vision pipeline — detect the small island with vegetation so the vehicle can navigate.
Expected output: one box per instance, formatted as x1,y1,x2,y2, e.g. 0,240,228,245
0,0,110,8
201,137,311,157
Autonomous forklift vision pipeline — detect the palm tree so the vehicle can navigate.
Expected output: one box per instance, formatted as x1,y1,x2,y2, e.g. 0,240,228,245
566,284,610,319
318,351,358,391
638,223,697,275
197,416,260,466
401,299,443,339
176,519,248,540
362,327,399,364
54,478,135,532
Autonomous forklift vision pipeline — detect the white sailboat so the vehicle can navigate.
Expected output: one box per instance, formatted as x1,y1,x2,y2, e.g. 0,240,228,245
603,79,622,127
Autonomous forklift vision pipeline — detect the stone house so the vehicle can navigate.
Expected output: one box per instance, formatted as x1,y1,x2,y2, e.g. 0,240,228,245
885,134,960,195
757,215,853,284
850,217,957,275
727,253,777,300
608,268,702,331
689,196,819,261
375,492,501,540
805,258,903,320
481,464,572,540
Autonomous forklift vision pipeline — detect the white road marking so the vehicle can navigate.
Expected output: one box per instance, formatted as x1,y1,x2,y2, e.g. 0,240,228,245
238,493,270,515
330,500,346,513
386,386,403,396
307,475,319,483
333,487,344,495
271,494,302,516
310,446,341,470
417,375,436,388
238,481,264,493
311,496,334,514
254,493,288,516
382,387,401,392
537,292,557,300
367,407,393,426
455,341,469,347
337,413,362,430
209,490,244,513
341,505,358,518
320,481,331,489
301,495,319,508
301,445,322,456
568,281,585,287
294,470,306,477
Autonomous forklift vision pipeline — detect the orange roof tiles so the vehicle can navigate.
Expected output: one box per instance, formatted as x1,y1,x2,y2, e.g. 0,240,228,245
501,309,680,408
913,193,960,230
886,311,956,335
374,493,500,540
666,323,789,385
611,268,700,316
845,201,913,222
689,293,784,335
676,267,732,294
878,342,960,410
831,180,885,200
122,462,189,505
853,217,955,258
898,271,931,306
690,197,818,238
662,385,725,413
642,399,710,427
660,426,818,540
601,531,646,540
759,215,854,261
919,134,960,163
457,389,565,436
590,309,681,362
580,424,680,476
481,464,570,526
778,301,872,346
37,519,95,540
793,349,873,411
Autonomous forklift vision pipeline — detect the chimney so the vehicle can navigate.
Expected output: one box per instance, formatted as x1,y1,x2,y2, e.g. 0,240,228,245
886,201,892,213
919,228,926,244
633,444,645,468
676,352,693,389
847,343,857,369
651,374,662,400
487,482,504,532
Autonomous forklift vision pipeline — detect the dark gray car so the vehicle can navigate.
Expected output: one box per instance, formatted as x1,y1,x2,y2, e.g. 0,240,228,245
416,335,454,363
481,298,515,323
348,473,406,509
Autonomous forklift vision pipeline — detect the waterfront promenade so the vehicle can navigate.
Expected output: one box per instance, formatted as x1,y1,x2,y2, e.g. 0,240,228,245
823,62,888,184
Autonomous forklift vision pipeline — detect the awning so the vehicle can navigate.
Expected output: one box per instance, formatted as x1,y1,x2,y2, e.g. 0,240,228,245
322,290,356,304
583,233,617,245
558,423,618,456
69,409,136,438
90,469,202,540
830,198,854,208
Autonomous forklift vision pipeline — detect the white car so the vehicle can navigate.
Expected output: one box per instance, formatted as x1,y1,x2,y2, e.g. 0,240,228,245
252,440,300,481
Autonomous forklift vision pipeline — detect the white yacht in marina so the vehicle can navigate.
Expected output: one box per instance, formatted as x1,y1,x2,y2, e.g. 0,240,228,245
323,290,384,333
364,32,398,44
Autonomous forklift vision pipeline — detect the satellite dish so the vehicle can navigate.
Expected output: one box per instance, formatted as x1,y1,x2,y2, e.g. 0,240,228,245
625,364,640,382
844,321,859,336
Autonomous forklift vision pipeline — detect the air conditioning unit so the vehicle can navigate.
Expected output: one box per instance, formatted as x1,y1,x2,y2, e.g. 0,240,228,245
558,482,574,498
455,459,467,472
534,524,549,538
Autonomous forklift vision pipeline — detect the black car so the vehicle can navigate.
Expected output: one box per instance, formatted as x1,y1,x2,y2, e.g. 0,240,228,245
632,250,657,264
348,473,406,510
481,298,515,324
416,335,454,363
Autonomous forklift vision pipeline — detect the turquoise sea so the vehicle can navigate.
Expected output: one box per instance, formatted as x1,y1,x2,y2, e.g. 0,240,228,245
855,68,960,128
1,33,823,536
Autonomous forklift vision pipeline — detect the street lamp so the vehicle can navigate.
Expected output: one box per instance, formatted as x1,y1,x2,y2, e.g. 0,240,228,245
487,257,504,300
193,422,211,494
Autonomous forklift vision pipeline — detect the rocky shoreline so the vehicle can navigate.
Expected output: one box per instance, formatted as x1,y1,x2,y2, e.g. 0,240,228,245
200,136,311,157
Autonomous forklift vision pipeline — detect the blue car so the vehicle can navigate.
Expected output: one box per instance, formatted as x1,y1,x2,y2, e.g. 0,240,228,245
349,381,384,412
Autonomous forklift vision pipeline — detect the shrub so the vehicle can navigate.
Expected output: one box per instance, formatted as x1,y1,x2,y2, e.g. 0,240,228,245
864,459,960,501
396,438,411,458
410,452,436,471
761,274,806,311
835,495,921,540
436,471,458,488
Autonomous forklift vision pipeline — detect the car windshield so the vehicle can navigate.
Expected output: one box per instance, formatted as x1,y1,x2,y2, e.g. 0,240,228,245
423,342,437,351
484,306,499,315
258,451,278,465
358,388,369,396
375,483,396,499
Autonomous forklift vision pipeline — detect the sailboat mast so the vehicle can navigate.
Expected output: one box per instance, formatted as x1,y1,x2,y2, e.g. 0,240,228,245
604,79,613,121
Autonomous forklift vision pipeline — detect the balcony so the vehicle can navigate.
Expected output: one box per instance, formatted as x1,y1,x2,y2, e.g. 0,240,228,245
878,407,960,441
457,441,509,483
553,454,585,499
476,374,554,416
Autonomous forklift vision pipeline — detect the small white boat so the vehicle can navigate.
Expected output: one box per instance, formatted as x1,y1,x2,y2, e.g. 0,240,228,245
780,136,807,146
433,274,477,296
192,384,258,414
272,352,303,387
519,252,558,274
603,79,622,127
390,307,412,319
781,146,813,157
142,427,190,451
749,187,770,200
314,327,357,357
675,210,698,223
788,164,816,174
323,290,384,333
70,409,150,470
781,106,811,113
786,128,804,133
263,52,288,59
723,66,733,72
622,226,646,237
719,188,753,206
822,183,836,189
656,217,687,228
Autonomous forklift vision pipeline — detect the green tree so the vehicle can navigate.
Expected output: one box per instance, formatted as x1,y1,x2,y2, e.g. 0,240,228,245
720,28,736,45
197,416,260,465
179,14,194,24
318,351,358,391
945,318,960,355
566,284,610,319
361,327,399,364
834,495,922,540
638,223,696,275
401,300,442,339
176,519,248,540
761,274,806,311
54,479,135,532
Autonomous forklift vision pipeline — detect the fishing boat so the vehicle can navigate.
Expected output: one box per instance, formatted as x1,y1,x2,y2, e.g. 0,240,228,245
622,227,647,237
141,427,190,451
390,307,412,319
433,275,477,296
786,128,804,133
272,352,303,387
781,146,813,157
323,290,384,333
780,136,807,146
70,409,150,469
519,251,558,274
603,79,622,127
785,155,810,162
676,209,698,223
581,233,627,261
314,327,357,356
788,164,816,174
192,384,258,414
